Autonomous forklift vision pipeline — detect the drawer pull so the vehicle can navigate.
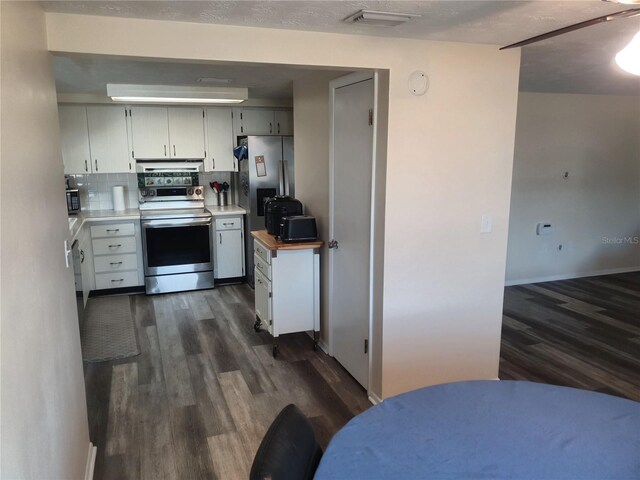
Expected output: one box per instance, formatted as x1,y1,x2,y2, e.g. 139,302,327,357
106,229,120,233
108,244,122,248
111,278,124,283
109,262,123,266
223,222,233,226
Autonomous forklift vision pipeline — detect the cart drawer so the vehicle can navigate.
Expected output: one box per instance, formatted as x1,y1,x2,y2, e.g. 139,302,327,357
254,253,271,281
254,239,271,265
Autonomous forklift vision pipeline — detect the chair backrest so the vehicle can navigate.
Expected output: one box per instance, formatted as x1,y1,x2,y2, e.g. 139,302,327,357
250,404,323,480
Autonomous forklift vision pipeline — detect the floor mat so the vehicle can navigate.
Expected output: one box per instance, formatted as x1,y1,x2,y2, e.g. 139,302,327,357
81,295,139,362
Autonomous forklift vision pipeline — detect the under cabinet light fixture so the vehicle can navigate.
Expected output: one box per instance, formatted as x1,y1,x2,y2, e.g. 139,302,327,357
106,84,248,104
343,9,420,27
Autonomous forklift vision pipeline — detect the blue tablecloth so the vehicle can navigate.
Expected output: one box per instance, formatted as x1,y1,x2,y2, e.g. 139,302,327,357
315,380,640,479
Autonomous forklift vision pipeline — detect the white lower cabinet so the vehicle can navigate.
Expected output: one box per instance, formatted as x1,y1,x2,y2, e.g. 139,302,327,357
213,216,245,280
252,233,321,357
91,220,143,290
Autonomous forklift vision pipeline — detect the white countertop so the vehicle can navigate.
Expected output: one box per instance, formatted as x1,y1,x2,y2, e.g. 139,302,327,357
207,205,247,216
69,208,141,242
69,206,246,242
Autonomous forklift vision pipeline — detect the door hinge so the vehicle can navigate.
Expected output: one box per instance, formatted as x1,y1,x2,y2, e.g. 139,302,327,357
268,292,272,298
368,109,373,126
240,112,243,120
241,126,244,133
269,319,273,325
204,150,206,158
129,162,132,170
364,339,369,354
131,150,135,158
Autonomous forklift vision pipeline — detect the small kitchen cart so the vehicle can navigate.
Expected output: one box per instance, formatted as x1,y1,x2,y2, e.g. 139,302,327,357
251,230,322,357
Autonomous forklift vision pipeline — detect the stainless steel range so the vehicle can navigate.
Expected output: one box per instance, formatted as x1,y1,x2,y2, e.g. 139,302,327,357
139,173,214,295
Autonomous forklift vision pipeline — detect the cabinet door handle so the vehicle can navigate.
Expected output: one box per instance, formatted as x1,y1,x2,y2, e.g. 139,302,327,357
85,160,88,172
164,145,167,156
277,122,281,134
212,158,215,169
219,233,222,244
173,145,176,156
95,159,98,172
108,244,122,248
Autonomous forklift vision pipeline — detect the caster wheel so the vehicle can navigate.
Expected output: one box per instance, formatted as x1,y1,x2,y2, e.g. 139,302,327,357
254,319,261,332
313,341,318,351
272,345,279,358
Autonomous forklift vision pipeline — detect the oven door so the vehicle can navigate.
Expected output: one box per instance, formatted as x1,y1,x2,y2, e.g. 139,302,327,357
142,217,213,276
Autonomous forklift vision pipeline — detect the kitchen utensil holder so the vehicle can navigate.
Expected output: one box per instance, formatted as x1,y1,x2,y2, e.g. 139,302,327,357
217,191,228,207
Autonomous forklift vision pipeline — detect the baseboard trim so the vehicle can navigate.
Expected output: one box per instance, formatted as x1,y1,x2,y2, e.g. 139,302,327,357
304,331,329,354
84,442,97,480
368,392,383,405
505,266,640,286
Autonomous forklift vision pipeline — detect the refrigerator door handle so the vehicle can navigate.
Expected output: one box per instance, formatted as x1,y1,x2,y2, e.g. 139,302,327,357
278,160,285,196
282,160,290,197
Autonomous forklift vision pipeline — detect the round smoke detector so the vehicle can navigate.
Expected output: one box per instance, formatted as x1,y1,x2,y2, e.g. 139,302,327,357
408,71,429,96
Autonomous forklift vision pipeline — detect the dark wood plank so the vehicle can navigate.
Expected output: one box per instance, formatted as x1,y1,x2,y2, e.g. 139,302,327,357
500,272,640,402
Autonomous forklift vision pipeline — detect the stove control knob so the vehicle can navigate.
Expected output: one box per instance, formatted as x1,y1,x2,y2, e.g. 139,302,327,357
187,188,194,196
148,190,156,197
141,190,148,197
195,188,202,195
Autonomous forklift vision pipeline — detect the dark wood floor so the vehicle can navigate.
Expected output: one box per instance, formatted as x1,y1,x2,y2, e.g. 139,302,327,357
500,271,640,402
84,285,370,480
85,272,639,478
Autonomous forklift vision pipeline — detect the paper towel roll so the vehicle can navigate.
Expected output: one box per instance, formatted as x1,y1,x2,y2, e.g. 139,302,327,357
112,185,126,212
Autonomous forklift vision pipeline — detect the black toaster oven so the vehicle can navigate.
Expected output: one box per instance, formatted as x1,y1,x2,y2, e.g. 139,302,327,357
280,215,318,243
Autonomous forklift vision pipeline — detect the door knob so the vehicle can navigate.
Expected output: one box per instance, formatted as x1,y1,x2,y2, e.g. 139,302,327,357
328,239,339,249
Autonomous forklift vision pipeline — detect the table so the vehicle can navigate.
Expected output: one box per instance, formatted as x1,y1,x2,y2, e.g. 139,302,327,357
314,380,640,479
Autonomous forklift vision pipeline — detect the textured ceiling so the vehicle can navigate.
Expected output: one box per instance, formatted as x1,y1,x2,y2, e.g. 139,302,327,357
42,1,640,96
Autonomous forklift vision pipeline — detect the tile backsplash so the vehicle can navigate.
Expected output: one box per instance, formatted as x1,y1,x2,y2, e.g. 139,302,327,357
68,172,235,211
70,173,139,211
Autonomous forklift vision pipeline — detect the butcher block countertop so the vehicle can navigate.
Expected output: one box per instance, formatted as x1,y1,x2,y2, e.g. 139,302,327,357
251,230,323,251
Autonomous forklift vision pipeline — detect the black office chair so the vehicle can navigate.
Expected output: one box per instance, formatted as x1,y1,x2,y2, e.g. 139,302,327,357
250,404,323,480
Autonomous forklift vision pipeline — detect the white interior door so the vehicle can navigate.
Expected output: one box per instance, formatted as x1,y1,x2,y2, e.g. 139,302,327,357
330,76,375,389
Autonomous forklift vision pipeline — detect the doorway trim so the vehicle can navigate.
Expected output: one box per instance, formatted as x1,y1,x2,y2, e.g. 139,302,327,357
328,71,379,396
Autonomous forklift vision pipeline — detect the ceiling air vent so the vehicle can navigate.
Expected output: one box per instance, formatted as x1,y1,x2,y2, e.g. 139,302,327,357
343,9,420,27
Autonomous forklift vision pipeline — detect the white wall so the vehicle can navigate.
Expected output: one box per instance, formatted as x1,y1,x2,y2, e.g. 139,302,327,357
46,13,521,398
506,93,640,285
1,2,90,479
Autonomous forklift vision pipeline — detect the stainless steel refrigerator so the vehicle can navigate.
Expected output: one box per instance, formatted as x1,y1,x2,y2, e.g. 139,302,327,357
235,135,294,287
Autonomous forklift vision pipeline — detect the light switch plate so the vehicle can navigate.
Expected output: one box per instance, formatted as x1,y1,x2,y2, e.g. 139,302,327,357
480,214,493,234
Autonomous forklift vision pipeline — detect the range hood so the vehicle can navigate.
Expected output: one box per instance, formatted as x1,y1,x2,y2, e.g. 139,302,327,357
136,160,204,173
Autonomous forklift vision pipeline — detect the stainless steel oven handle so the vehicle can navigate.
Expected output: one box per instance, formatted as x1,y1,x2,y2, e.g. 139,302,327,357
142,218,212,229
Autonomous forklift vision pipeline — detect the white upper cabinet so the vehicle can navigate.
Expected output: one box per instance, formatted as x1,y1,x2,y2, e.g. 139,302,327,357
58,105,92,174
130,106,205,159
274,110,293,135
129,106,170,159
167,107,206,159
205,107,236,172
86,105,132,173
240,109,276,135
238,108,294,136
